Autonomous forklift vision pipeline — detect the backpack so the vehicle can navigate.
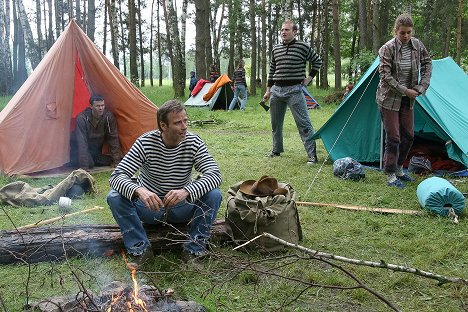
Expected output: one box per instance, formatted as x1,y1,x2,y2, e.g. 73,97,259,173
333,157,365,181
408,156,432,174
225,181,302,252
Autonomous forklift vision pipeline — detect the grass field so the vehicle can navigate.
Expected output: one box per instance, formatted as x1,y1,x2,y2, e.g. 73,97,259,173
0,86,467,311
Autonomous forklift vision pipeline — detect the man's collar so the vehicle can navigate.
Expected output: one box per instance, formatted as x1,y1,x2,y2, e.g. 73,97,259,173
282,38,297,45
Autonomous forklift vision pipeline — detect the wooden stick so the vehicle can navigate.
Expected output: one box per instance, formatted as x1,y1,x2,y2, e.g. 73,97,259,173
17,206,105,230
296,201,424,215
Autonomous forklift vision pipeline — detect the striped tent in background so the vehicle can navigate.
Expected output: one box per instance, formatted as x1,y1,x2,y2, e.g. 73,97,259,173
302,86,319,109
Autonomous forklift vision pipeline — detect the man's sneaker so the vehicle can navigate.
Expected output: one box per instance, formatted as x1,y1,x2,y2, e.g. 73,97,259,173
307,156,318,165
266,152,281,158
129,246,154,268
397,173,415,182
181,249,208,264
387,179,406,188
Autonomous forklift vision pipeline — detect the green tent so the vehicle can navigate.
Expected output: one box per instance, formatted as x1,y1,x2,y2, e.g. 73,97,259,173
312,57,468,168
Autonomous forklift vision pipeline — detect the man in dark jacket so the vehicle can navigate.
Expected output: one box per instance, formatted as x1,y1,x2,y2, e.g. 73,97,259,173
189,71,198,96
71,95,121,169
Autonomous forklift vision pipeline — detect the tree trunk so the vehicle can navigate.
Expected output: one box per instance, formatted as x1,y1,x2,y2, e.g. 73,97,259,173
12,0,27,93
349,5,358,82
331,0,341,90
87,0,95,41
0,221,231,264
204,0,212,70
76,0,81,27
137,0,145,86
297,0,303,40
118,0,126,76
181,0,187,61
17,0,40,69
319,0,329,89
128,0,139,85
103,0,108,54
194,0,207,78
212,1,225,71
371,0,380,54
455,0,462,64
54,0,62,38
149,0,155,86
36,0,43,58
249,0,257,95
47,0,53,49
166,0,185,97
227,0,235,76
109,0,119,68
358,0,367,50
157,0,162,86
261,0,267,94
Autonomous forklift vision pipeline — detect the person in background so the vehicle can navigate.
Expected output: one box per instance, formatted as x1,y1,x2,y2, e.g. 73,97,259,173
376,13,432,188
71,95,121,170
343,83,354,100
107,100,222,265
228,60,248,111
262,19,322,165
188,71,198,97
209,64,220,82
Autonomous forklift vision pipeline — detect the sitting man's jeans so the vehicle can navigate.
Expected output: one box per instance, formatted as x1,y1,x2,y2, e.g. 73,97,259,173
107,188,222,256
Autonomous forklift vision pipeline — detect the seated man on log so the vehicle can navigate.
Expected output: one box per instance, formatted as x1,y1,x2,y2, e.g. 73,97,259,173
107,100,222,265
71,95,121,170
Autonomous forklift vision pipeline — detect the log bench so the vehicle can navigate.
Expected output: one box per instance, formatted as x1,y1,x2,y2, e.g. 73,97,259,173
0,220,232,264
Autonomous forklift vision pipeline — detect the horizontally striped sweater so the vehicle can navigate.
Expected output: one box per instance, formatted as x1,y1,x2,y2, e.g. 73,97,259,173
109,130,222,202
267,39,322,87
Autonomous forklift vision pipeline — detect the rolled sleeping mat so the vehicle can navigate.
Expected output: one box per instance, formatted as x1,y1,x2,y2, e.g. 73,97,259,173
416,177,465,216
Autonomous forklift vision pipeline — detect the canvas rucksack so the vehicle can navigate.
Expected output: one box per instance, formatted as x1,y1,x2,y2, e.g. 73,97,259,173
225,181,302,252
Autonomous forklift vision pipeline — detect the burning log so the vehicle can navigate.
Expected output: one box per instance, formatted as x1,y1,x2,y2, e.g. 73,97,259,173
0,220,232,264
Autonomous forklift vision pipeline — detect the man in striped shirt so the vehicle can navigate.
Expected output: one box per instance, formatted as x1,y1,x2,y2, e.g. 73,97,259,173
263,19,322,165
107,100,222,263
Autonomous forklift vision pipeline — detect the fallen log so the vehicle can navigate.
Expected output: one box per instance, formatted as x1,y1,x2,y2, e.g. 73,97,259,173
0,220,232,264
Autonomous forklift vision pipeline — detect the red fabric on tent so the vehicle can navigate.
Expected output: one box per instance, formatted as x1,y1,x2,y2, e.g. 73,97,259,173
71,52,91,131
191,79,209,97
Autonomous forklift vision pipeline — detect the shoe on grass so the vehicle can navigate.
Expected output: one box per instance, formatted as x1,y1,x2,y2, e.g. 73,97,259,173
387,179,406,188
181,249,208,264
397,173,415,182
265,152,281,158
128,246,154,269
307,156,318,165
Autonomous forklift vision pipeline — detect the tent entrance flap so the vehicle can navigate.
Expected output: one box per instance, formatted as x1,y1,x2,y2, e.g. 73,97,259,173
71,51,91,131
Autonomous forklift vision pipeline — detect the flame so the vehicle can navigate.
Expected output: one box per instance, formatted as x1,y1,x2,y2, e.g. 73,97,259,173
130,267,148,311
107,252,148,311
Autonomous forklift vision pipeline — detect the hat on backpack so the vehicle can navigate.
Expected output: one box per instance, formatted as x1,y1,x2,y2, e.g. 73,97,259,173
239,175,288,197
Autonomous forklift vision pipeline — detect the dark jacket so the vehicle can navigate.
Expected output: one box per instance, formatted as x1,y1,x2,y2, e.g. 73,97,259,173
74,108,120,168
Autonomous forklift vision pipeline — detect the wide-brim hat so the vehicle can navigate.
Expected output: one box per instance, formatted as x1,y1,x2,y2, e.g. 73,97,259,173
239,175,288,197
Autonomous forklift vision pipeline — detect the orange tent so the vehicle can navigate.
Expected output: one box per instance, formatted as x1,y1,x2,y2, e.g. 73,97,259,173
0,20,158,175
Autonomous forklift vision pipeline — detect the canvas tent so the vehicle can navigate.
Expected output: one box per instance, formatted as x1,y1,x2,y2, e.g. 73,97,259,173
0,20,158,175
312,57,468,168
185,74,234,110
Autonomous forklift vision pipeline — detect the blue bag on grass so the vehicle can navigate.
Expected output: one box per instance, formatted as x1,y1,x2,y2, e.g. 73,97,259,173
416,177,465,216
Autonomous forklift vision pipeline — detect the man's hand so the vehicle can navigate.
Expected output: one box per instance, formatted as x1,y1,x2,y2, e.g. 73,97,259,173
404,88,419,100
263,90,271,101
163,189,189,208
135,187,164,211
303,76,313,86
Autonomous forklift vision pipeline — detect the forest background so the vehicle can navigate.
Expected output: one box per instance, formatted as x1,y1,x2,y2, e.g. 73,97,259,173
0,0,466,99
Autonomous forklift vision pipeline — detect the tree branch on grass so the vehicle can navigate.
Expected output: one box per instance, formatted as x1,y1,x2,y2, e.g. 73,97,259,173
238,232,468,286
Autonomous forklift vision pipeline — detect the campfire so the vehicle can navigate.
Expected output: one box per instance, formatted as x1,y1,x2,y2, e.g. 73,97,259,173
30,259,206,312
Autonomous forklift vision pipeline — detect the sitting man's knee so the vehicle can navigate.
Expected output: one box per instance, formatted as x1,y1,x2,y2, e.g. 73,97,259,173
107,189,122,207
